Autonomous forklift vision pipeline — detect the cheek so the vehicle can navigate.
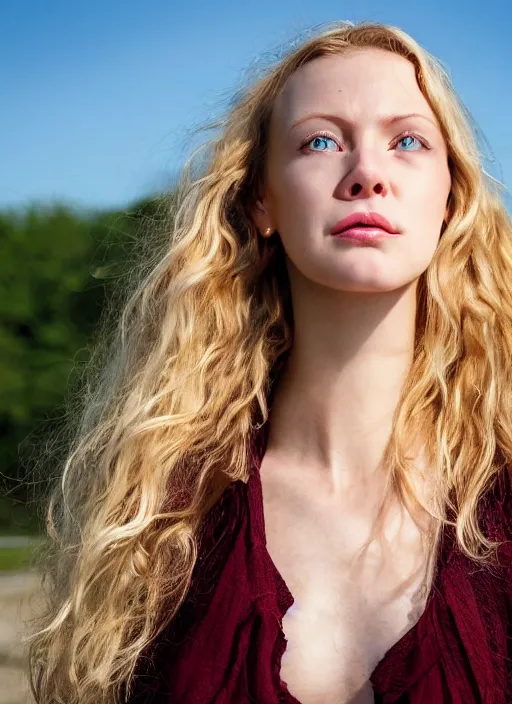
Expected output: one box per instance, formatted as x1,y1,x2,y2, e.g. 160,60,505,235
271,162,331,218
408,166,450,225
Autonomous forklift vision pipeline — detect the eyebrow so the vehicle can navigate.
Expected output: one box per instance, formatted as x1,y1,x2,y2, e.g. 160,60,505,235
289,112,440,131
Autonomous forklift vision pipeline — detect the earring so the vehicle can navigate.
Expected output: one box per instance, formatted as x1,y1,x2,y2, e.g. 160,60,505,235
263,227,274,237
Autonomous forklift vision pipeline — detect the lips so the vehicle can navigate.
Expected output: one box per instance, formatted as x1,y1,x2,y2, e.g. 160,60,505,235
330,211,400,236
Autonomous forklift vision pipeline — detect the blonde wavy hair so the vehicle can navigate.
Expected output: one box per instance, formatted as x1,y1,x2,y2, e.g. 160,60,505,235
26,20,512,704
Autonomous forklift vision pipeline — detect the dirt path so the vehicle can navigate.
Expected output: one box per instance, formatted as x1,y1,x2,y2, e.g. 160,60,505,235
0,571,41,704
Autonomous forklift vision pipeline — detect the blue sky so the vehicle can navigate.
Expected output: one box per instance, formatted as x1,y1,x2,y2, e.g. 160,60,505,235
1,0,510,213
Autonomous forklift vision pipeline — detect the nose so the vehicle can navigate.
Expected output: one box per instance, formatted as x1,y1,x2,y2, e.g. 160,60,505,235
336,151,390,200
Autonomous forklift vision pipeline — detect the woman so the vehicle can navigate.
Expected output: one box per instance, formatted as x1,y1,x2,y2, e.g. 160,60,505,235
27,20,512,704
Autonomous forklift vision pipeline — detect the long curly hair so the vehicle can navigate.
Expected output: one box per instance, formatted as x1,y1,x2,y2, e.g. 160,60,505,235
26,20,512,703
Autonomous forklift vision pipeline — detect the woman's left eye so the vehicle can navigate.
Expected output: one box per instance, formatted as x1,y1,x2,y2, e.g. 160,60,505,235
393,133,428,151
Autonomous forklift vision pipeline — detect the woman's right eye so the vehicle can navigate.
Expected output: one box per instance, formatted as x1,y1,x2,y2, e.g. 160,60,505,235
300,133,341,152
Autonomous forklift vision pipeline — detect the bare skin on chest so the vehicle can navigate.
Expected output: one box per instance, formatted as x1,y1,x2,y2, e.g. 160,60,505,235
259,453,430,704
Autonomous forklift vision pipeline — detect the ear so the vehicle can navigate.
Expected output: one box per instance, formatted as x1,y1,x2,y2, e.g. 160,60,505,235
249,194,274,236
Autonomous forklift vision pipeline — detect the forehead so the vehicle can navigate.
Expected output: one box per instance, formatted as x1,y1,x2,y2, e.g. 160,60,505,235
271,48,437,131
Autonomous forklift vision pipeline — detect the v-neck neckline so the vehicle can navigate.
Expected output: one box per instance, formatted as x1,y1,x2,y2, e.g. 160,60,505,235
247,411,446,700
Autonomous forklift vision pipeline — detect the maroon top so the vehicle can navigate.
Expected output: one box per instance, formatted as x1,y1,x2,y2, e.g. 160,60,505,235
130,415,512,703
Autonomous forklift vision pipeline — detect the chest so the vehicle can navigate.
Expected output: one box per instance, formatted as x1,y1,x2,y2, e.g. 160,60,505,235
259,458,429,704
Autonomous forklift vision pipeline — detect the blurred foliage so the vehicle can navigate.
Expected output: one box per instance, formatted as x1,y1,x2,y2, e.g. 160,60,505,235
0,545,37,572
0,194,173,534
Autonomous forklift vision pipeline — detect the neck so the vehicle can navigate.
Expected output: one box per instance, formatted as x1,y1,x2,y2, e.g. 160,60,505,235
266,276,418,499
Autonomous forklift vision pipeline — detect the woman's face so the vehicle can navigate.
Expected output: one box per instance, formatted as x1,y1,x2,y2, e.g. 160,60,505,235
252,48,452,293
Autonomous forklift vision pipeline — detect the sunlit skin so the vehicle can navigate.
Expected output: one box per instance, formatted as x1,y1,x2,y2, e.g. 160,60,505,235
251,48,451,499
250,49,452,703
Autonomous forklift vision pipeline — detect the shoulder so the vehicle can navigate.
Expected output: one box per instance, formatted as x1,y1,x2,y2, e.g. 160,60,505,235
197,479,247,564
480,464,512,548
426,465,512,698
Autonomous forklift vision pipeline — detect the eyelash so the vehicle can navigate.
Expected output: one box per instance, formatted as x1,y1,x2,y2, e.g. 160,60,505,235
299,130,431,152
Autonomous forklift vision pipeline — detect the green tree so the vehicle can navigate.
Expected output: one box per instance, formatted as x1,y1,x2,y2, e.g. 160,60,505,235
0,194,172,534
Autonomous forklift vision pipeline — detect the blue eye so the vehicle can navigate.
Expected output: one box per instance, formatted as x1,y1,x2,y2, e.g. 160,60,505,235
300,131,429,153
303,134,339,152
396,134,424,151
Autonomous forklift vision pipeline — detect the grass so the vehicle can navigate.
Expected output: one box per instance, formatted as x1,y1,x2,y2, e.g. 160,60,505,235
0,546,38,572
